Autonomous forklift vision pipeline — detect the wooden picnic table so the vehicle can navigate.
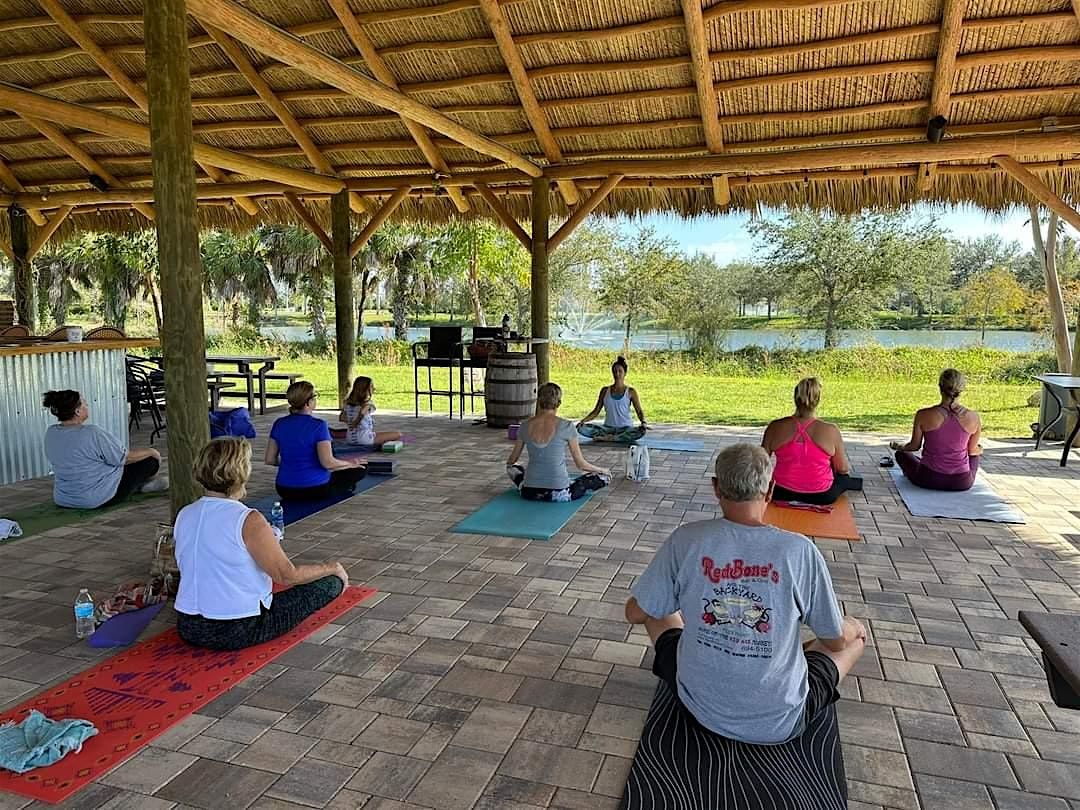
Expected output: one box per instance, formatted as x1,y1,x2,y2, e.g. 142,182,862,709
1033,374,1080,467
204,355,280,415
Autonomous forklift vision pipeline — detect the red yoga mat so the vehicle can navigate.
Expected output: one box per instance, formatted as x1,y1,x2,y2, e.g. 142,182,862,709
0,585,376,804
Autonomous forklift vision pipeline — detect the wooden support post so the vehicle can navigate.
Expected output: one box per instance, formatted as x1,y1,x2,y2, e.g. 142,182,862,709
8,204,31,331
994,155,1080,231
331,189,355,406
474,182,530,250
530,176,550,386
144,0,210,516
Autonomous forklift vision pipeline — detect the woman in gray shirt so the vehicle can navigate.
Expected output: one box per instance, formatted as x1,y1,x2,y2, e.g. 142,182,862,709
506,383,610,502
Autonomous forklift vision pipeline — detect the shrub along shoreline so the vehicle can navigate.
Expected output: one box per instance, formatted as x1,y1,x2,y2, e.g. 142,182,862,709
201,333,1049,438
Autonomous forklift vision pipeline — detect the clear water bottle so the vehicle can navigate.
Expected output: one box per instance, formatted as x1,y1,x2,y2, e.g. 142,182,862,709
74,589,95,639
270,502,285,543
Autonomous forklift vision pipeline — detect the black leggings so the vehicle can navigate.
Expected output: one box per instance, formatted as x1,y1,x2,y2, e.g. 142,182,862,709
176,576,344,651
103,457,160,507
771,472,862,506
508,465,609,502
276,467,366,501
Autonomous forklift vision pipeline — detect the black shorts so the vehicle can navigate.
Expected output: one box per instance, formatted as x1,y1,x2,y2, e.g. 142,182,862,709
652,628,840,733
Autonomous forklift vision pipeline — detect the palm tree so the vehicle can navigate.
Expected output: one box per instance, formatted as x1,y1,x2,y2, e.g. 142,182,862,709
61,233,147,329
33,241,90,328
384,229,436,340
261,224,330,344
200,229,277,330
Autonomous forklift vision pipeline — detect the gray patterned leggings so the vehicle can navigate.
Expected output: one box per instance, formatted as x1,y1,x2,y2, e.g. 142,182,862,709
177,576,344,651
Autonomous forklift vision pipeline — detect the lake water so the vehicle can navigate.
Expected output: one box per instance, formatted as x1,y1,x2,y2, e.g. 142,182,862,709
255,324,1048,353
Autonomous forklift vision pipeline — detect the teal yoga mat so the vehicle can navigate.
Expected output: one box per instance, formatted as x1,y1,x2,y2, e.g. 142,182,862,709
451,488,594,540
577,434,706,452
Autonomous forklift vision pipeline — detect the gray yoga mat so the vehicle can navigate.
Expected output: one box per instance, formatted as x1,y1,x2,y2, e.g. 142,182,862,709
888,467,1025,524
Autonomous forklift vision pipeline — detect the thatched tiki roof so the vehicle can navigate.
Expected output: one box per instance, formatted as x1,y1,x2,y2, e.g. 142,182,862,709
0,0,1079,250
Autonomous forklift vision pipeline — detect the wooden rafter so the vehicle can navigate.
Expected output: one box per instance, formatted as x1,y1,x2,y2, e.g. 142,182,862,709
27,204,71,258
327,0,469,215
549,175,623,251
0,83,344,194
0,158,46,225
476,0,580,205
473,183,530,249
349,186,411,258
283,193,332,252
24,116,156,221
680,0,728,206
202,25,370,216
920,0,966,194
35,0,258,216
186,0,541,178
994,156,1080,232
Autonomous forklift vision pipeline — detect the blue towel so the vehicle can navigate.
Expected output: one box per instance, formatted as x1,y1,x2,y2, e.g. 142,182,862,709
0,710,97,774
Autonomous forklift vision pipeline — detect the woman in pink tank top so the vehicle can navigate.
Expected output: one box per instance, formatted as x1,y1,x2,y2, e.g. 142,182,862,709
762,378,862,505
890,369,982,491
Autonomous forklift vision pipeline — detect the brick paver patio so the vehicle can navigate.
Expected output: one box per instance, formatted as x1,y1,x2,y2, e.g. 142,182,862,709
0,409,1077,810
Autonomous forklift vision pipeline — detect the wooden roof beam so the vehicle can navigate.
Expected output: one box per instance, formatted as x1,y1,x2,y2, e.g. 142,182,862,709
549,175,623,251
921,0,968,195
994,155,1080,232
680,0,727,206
0,158,46,225
203,25,370,215
476,0,580,205
35,0,258,216
186,0,541,178
474,182,530,249
350,186,411,258
284,193,333,251
27,204,71,259
326,0,469,214
23,115,156,221
0,82,345,194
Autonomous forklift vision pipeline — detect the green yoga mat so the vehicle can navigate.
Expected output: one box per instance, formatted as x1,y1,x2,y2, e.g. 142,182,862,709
451,488,594,541
4,491,168,541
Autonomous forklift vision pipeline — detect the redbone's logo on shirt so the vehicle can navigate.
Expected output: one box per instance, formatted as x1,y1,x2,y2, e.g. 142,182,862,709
701,556,781,584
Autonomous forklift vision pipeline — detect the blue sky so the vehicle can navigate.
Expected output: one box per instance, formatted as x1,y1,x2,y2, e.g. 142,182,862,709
626,204,1041,265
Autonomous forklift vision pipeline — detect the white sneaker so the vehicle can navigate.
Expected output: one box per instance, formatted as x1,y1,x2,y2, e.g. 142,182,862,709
139,476,170,494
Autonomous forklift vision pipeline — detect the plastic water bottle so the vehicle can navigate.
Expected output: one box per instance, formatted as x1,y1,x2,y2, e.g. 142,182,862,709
74,589,95,639
270,502,285,543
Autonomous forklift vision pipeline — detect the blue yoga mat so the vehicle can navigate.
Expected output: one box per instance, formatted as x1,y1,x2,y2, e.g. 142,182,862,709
248,473,394,526
332,440,377,456
451,487,594,540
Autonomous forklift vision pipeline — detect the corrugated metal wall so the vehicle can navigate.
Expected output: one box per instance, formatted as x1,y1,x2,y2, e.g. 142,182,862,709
0,348,129,484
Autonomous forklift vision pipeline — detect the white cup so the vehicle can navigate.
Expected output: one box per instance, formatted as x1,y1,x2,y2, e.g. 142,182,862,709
66,326,83,343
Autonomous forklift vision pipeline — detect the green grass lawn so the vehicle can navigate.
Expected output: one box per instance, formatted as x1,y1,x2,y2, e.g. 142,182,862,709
252,360,1038,439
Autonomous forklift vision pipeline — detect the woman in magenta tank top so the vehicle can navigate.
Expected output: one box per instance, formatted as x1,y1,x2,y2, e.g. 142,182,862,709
890,369,982,491
762,378,862,505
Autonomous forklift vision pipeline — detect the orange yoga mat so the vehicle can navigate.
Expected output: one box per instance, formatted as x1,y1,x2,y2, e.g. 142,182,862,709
765,495,861,541
0,585,376,804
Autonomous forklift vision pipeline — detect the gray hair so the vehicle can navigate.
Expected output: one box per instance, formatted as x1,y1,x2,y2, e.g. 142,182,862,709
713,443,775,502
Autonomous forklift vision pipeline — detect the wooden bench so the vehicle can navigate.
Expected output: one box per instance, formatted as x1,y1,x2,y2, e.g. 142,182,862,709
1019,610,1080,709
207,380,236,412
214,371,300,412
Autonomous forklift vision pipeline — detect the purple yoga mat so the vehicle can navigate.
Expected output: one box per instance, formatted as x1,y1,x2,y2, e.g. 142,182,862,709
88,602,167,648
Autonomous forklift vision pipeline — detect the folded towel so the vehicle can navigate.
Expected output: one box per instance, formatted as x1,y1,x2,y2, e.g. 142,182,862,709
0,710,97,774
0,519,22,541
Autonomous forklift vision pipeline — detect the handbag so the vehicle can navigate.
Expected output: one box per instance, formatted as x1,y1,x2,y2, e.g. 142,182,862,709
209,407,257,439
149,523,180,598
627,444,651,481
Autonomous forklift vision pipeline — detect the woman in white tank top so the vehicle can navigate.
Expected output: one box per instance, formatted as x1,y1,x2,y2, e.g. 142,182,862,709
174,437,349,651
577,356,648,442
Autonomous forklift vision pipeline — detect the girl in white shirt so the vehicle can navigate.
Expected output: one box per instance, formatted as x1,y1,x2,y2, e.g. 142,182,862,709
339,376,402,447
174,437,349,651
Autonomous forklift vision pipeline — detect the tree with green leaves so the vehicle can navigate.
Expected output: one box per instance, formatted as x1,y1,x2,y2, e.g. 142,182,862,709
61,231,157,329
959,266,1028,341
752,209,936,349
666,252,733,354
200,229,277,330
596,226,682,348
261,224,330,344
949,234,1022,287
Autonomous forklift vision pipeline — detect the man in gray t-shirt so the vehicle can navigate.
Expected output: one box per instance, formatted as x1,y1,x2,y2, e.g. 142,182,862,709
627,443,866,745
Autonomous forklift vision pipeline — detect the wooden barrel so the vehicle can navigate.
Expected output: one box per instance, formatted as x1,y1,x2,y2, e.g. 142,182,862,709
485,352,537,428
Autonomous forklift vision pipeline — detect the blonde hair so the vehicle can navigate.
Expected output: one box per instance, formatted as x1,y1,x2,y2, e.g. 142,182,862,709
939,368,966,402
794,377,821,414
536,382,562,411
194,437,252,496
714,444,775,502
286,380,316,413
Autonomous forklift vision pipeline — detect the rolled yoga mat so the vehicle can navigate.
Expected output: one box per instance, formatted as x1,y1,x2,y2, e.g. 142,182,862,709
888,466,1024,523
451,487,595,540
764,494,861,541
620,681,846,810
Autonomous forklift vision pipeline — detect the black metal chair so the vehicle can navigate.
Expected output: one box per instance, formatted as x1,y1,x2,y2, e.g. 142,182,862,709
459,326,504,416
126,356,166,443
412,326,464,418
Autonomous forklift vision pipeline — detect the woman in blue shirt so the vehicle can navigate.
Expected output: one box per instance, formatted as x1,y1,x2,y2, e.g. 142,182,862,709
265,381,366,501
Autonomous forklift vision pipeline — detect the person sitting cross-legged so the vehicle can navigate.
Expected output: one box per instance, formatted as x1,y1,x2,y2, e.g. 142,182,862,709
577,355,648,442
507,382,611,502
625,443,866,750
762,377,861,506
175,437,349,651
